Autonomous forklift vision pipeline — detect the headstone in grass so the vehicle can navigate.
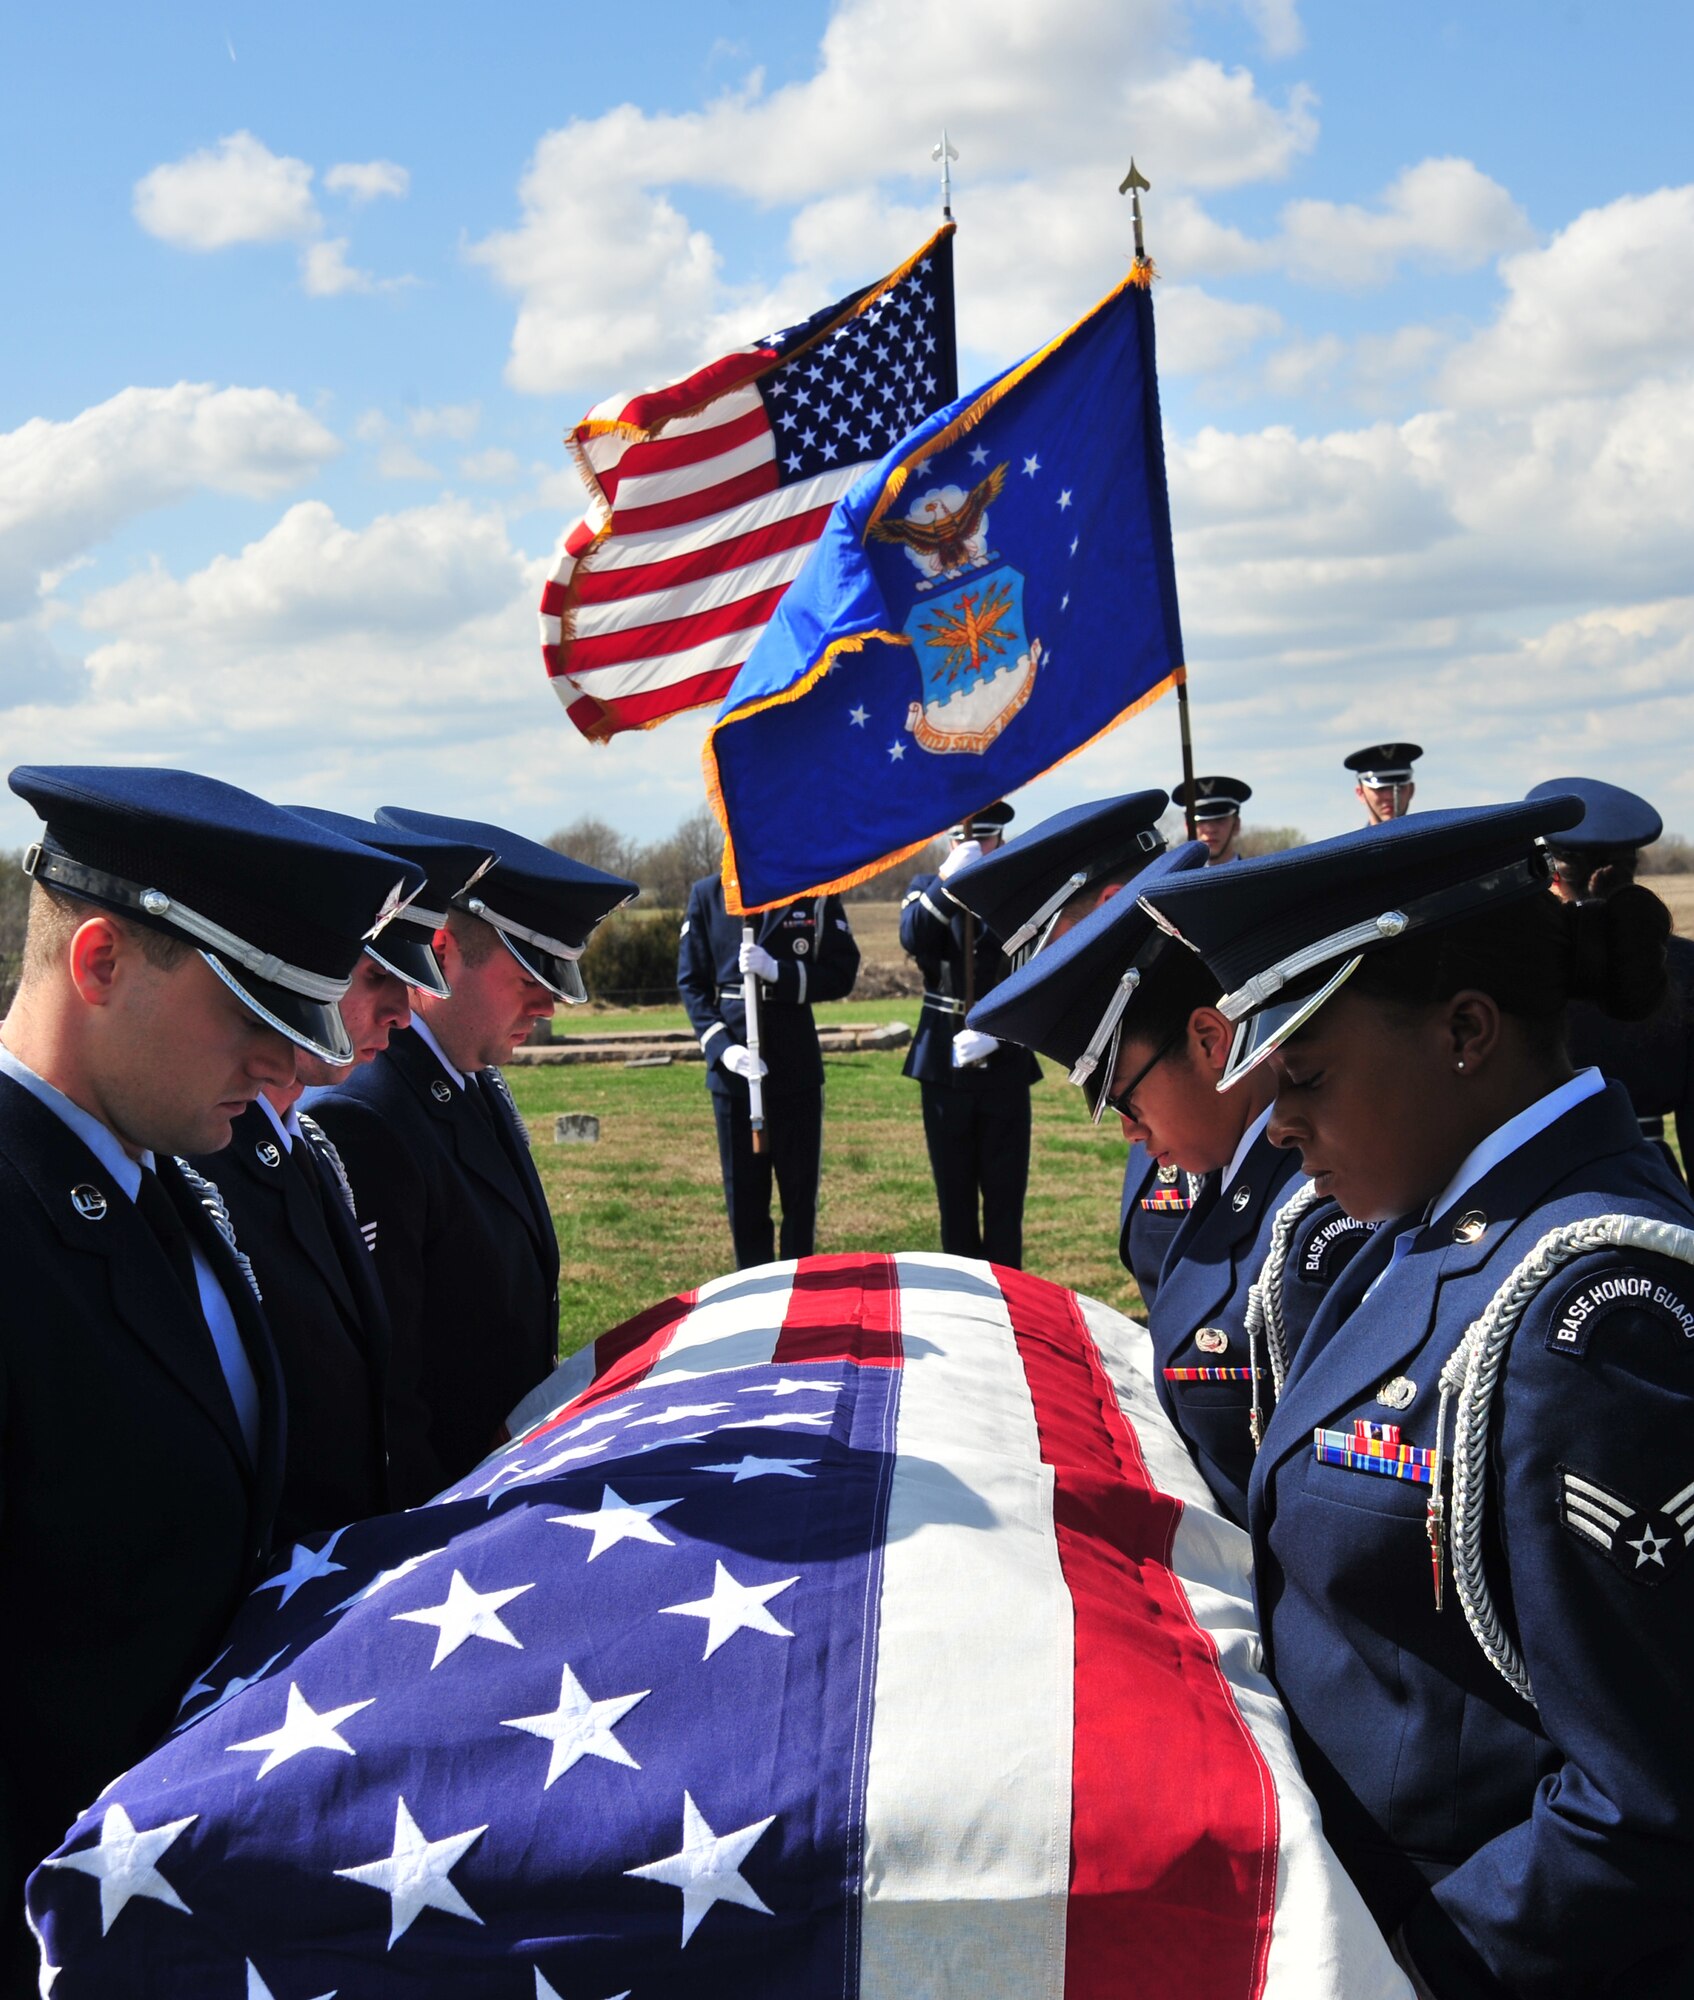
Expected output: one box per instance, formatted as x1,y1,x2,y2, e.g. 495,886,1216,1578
552,1113,602,1143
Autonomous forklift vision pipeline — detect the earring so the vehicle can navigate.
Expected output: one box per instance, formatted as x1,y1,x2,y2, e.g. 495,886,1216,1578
1455,1060,1466,1072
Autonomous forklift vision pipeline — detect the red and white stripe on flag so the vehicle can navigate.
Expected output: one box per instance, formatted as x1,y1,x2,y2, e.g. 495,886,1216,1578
508,1253,1410,1998
539,227,957,743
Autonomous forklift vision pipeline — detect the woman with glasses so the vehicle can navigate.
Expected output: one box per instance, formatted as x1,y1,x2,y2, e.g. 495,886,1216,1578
969,842,1372,1525
1140,799,1694,1998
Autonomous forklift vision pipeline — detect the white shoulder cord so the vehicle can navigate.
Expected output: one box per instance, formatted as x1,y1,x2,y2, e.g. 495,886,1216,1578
1246,1178,1325,1450
1431,1214,1694,1708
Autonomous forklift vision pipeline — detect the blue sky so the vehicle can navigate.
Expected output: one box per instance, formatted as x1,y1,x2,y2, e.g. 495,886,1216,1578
5,0,1693,854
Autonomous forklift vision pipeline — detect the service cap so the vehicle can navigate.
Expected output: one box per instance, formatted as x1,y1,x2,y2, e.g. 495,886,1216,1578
945,790,1169,961
377,807,637,1004
10,765,423,1063
945,799,1016,839
289,806,498,998
1171,774,1250,822
1526,776,1661,854
1138,797,1582,1088
968,841,1210,1119
1344,742,1423,786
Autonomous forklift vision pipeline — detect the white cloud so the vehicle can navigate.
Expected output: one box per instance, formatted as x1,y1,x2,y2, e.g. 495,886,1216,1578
408,402,480,442
1155,285,1283,375
1276,156,1534,288
133,131,318,250
469,0,1318,394
1238,0,1304,58
300,237,377,296
324,159,410,203
0,383,338,619
1439,184,1694,407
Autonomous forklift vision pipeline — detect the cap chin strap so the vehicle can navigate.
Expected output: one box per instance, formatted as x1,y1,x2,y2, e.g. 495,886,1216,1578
1003,872,1087,958
458,894,588,967
23,845,350,1002
1069,967,1141,1095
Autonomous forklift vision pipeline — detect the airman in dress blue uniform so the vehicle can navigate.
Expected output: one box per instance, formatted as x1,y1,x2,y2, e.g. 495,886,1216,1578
310,810,635,1503
900,801,1041,1266
0,765,413,1961
1347,741,1422,825
942,789,1196,1306
1171,773,1251,864
186,808,497,1539
1143,797,1694,1996
1529,776,1694,1191
971,840,1373,1523
677,874,860,1268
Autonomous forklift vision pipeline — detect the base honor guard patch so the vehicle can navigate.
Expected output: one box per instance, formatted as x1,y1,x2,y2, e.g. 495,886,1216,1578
1545,1272,1694,1358
1557,1465,1694,1583
1313,1420,1436,1485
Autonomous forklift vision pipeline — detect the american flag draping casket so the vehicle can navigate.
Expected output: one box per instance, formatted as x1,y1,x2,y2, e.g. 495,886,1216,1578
29,1254,1410,1998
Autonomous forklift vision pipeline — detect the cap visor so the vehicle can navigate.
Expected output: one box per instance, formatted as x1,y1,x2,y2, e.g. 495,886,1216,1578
202,951,354,1065
367,920,451,997
495,929,586,1004
1219,954,1363,1091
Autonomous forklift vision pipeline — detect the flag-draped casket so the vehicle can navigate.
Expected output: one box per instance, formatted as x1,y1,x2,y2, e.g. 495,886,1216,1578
30,1255,1409,1997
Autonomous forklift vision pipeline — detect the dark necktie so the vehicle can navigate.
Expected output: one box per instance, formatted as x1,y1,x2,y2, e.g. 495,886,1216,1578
134,1164,210,1316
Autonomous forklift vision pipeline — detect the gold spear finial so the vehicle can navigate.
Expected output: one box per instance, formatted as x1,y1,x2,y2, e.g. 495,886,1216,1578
1118,158,1150,261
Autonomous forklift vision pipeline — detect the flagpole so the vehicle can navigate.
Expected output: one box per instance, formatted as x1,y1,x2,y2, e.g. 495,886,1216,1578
1120,158,1198,840
742,917,766,1154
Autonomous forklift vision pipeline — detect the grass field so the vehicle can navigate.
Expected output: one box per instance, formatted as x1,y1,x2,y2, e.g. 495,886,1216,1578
506,1037,1142,1358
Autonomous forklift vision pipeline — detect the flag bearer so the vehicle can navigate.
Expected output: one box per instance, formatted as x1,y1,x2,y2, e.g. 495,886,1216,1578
1346,742,1422,825
311,810,635,1502
1171,774,1252,863
678,874,859,1270
0,765,411,1961
900,801,1040,1267
1140,798,1694,1996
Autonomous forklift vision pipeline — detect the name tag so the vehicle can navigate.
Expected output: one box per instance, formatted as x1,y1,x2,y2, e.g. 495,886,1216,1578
1313,1420,1435,1485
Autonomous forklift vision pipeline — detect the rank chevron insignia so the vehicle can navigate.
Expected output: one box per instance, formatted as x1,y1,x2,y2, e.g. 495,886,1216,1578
1557,1465,1694,1584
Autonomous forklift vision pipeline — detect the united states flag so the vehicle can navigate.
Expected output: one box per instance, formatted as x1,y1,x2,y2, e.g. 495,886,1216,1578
540,229,957,743
29,1255,1406,1998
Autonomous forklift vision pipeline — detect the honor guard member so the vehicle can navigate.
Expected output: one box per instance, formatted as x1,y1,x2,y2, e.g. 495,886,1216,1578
1529,775,1694,1190
941,789,1197,1309
311,811,636,1502
972,841,1369,1522
185,808,495,1538
1142,800,1694,1995
1171,774,1251,864
0,766,411,1960
1346,741,1422,825
677,876,860,1270
900,802,1041,1267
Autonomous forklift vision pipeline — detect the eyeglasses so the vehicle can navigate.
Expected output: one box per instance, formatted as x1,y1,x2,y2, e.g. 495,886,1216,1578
1098,1026,1185,1123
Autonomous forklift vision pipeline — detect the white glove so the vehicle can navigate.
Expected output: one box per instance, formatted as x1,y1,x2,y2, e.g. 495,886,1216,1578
952,1027,1000,1068
938,838,984,881
738,938,780,983
721,1043,769,1082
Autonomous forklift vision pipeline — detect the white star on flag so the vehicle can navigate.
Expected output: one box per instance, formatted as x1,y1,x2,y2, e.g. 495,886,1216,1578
738,1378,843,1396
699,1456,815,1482
227,1682,374,1779
968,443,990,465
392,1570,533,1666
888,740,906,761
849,705,868,727
254,1529,348,1606
174,1650,286,1729
502,1664,649,1787
1022,453,1041,477
1057,488,1073,509
334,1797,486,1948
536,1973,630,2000
247,1959,335,2000
625,1792,776,1947
629,1402,733,1428
332,1547,445,1613
661,1560,798,1658
550,1484,683,1559
41,1803,197,1935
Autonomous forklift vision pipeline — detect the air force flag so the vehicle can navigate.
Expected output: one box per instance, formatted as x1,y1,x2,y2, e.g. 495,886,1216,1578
706,264,1186,913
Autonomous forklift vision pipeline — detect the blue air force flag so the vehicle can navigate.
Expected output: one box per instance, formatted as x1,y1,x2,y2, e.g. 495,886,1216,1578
705,264,1186,912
